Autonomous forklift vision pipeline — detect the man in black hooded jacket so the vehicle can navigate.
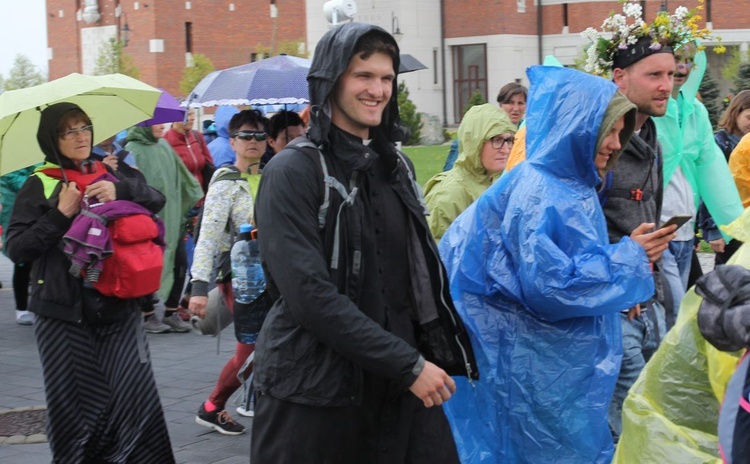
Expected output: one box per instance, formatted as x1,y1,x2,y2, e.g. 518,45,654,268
251,23,478,463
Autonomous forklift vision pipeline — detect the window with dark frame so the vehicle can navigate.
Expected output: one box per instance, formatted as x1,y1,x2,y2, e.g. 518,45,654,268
433,48,438,84
452,44,488,123
185,22,193,53
563,3,568,27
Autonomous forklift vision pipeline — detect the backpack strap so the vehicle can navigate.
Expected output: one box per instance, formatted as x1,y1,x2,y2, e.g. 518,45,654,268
395,149,429,215
294,141,354,230
211,165,243,184
193,165,244,244
286,139,359,270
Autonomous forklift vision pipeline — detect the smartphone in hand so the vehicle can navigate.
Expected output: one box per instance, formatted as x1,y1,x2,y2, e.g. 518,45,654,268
659,215,692,230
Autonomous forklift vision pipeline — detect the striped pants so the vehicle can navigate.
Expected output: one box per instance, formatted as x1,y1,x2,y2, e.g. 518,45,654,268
35,311,175,464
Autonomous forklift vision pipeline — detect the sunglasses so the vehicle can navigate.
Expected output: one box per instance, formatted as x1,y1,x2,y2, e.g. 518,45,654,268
233,131,268,141
489,135,515,149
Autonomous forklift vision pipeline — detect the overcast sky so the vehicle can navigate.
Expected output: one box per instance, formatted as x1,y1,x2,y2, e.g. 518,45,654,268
0,0,48,79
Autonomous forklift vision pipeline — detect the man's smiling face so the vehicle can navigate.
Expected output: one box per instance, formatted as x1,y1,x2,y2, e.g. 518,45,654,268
330,51,395,139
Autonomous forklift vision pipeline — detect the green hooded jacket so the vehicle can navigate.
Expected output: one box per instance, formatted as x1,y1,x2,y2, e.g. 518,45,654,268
423,104,516,240
0,165,37,253
654,50,743,239
125,126,203,300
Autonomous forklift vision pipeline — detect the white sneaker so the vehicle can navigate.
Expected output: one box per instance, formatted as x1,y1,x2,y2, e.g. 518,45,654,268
16,310,34,326
143,316,171,334
236,405,254,418
162,313,192,333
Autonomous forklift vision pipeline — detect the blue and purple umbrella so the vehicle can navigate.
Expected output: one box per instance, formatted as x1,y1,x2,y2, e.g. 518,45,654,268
137,88,185,126
186,55,312,108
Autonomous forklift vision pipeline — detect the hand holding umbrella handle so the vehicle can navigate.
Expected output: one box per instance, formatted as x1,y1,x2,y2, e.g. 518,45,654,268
58,182,82,218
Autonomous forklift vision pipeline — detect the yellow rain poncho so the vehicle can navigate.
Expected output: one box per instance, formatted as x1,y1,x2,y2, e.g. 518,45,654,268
612,209,750,463
504,125,526,173
728,132,750,208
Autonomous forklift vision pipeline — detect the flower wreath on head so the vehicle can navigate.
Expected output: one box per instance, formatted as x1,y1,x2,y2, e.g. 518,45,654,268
581,1,725,77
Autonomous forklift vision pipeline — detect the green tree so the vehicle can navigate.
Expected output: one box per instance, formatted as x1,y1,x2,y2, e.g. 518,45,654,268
4,54,45,90
93,38,140,79
254,40,307,59
721,47,750,89
699,68,722,129
180,53,215,97
397,81,422,146
462,90,486,117
734,63,750,95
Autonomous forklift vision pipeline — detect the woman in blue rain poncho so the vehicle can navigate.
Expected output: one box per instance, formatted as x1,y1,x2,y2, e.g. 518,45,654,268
440,66,672,463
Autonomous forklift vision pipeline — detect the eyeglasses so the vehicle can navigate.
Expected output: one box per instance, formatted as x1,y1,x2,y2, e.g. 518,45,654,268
60,125,93,140
489,135,514,149
233,131,268,141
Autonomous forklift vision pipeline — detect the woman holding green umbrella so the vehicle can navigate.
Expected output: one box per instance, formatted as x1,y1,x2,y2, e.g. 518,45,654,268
5,102,175,463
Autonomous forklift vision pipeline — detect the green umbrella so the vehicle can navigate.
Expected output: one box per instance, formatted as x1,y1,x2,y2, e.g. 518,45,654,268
0,73,161,175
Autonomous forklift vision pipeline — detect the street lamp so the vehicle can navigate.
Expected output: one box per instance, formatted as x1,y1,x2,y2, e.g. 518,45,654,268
391,12,403,43
120,15,131,47
115,4,131,47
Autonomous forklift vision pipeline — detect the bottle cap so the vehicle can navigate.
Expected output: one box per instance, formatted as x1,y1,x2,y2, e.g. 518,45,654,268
240,224,253,234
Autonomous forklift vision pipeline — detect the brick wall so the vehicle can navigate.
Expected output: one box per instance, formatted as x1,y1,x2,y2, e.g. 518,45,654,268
47,0,307,98
47,0,86,78
445,0,747,38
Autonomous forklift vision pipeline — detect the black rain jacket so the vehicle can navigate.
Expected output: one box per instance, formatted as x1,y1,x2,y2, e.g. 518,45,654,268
253,23,478,407
6,102,166,323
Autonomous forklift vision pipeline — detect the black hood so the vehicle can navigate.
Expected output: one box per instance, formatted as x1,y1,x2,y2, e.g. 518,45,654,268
36,102,93,171
307,23,401,145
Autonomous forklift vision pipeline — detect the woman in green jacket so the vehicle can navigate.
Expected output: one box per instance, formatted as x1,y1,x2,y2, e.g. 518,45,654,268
424,104,516,240
125,124,204,333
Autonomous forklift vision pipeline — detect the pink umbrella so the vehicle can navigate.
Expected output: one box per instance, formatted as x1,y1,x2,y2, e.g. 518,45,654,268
137,88,185,126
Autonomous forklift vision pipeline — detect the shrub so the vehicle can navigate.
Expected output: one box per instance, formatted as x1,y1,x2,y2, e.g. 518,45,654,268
397,81,422,146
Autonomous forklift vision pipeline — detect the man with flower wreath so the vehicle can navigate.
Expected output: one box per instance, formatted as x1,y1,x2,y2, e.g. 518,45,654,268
580,2,717,440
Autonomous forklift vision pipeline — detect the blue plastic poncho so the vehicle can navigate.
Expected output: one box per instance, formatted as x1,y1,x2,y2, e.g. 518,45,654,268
440,66,655,464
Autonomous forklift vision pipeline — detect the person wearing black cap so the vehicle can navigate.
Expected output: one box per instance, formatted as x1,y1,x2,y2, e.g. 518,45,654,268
251,23,478,463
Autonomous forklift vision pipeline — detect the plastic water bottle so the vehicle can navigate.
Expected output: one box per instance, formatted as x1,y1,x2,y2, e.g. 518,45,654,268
231,224,265,305
231,224,267,344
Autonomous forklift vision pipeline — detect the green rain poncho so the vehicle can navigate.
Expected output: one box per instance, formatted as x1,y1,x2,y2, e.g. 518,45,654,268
612,209,750,463
654,50,744,238
423,104,516,240
125,126,203,301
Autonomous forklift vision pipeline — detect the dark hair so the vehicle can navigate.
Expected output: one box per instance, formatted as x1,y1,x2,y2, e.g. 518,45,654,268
719,90,750,135
268,110,305,139
496,83,528,105
353,30,398,69
57,108,92,137
228,109,268,135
